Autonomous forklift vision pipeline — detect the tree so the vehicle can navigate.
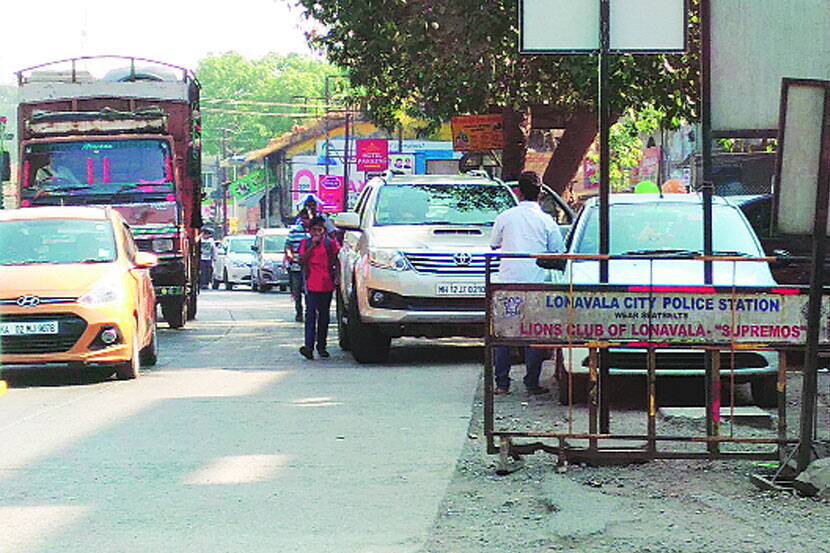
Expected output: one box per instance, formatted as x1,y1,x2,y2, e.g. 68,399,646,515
295,0,700,191
197,52,342,156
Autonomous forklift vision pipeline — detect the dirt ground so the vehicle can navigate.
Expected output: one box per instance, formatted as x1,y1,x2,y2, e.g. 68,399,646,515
421,367,830,553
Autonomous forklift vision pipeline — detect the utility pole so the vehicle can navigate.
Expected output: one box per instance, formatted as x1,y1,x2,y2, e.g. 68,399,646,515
324,79,331,175
263,159,270,228
222,128,229,236
343,109,351,211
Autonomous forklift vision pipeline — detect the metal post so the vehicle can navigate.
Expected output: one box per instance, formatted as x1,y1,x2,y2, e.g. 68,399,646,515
324,77,333,176
484,255,496,454
798,87,830,472
263,159,270,228
222,128,229,237
647,348,657,456
343,110,351,211
778,351,788,463
589,347,599,450
598,0,612,434
701,0,718,454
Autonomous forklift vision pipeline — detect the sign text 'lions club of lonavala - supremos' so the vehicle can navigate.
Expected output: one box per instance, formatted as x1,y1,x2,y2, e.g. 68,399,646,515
492,288,830,345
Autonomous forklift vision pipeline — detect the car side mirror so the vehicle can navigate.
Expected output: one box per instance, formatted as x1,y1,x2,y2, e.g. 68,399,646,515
772,249,793,268
134,251,159,269
251,245,258,252
537,257,567,271
334,212,361,231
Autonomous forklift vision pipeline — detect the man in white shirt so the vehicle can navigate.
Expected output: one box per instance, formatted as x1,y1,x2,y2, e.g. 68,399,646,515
490,171,565,395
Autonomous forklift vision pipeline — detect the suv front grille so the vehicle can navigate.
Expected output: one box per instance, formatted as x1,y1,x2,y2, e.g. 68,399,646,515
403,252,499,276
0,314,87,354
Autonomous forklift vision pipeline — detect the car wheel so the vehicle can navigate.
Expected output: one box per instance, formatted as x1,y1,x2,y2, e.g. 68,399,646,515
139,320,159,367
224,270,235,291
161,298,186,329
555,350,586,405
751,376,778,408
347,292,389,363
278,285,287,292
251,275,259,291
336,291,351,351
260,284,272,293
115,321,141,380
211,277,220,290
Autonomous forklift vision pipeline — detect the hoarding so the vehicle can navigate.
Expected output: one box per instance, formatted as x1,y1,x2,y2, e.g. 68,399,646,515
491,286,829,346
356,139,389,172
451,114,505,152
710,0,830,134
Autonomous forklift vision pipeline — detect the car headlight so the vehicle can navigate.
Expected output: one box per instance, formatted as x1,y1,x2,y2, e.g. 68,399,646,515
152,238,175,253
369,249,410,271
78,277,124,306
231,259,247,268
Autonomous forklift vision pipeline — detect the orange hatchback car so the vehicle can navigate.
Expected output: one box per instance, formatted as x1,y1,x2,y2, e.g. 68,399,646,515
0,206,158,379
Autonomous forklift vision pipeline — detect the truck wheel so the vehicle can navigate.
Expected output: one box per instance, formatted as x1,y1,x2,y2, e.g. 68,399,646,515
224,270,235,291
336,291,351,351
115,320,141,380
751,376,778,408
139,321,159,367
162,298,187,329
347,292,389,363
187,288,197,320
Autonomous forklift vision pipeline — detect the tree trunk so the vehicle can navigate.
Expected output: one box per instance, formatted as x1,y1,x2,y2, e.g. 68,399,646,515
542,107,598,195
500,106,530,181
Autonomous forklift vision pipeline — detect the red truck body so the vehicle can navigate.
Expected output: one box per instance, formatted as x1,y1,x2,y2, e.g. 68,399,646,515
15,57,203,328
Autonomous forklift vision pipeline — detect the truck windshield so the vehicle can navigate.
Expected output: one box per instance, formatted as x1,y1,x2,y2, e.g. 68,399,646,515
22,139,174,200
374,184,515,226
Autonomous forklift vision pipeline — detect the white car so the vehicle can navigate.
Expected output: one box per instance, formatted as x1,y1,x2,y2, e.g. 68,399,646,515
251,228,290,292
335,173,517,363
546,194,780,406
212,234,255,290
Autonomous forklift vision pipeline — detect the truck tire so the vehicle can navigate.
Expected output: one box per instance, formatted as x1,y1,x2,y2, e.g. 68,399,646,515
139,321,159,367
336,291,351,351
162,298,187,329
751,376,778,408
115,320,141,380
347,292,389,364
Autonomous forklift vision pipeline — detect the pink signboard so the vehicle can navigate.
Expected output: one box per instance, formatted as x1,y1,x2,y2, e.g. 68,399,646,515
356,139,389,172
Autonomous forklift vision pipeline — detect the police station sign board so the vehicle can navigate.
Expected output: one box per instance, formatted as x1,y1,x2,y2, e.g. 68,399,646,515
491,287,830,346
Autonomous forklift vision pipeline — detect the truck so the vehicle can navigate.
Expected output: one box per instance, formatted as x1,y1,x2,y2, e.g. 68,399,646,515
15,56,203,328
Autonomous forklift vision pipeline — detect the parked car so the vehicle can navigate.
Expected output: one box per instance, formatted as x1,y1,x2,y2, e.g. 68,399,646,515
335,172,517,363
546,194,779,406
251,228,290,292
0,206,158,379
212,234,255,290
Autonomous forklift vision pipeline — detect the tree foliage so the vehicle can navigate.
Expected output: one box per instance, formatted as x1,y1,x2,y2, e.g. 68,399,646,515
196,52,341,156
296,0,700,132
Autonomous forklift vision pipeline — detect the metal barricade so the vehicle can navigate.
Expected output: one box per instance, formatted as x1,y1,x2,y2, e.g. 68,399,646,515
483,252,829,471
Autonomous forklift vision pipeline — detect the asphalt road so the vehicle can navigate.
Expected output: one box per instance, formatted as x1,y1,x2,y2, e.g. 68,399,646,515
0,289,482,553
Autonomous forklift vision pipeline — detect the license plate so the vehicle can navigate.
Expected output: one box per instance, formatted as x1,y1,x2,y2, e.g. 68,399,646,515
0,321,59,336
436,282,485,296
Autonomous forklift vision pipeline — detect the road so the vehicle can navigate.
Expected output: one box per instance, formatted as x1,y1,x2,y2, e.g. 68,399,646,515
0,289,482,553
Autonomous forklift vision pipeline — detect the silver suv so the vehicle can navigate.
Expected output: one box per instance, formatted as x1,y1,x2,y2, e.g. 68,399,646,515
334,173,517,363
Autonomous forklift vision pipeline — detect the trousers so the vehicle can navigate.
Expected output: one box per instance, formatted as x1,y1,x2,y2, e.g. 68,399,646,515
494,346,546,390
304,291,332,352
289,271,304,316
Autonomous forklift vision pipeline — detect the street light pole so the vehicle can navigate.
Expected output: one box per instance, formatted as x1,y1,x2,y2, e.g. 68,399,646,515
263,159,270,228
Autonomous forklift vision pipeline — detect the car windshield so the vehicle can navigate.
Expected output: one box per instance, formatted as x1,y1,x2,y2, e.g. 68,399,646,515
21,139,175,201
574,202,763,256
228,237,255,254
0,219,117,265
263,235,287,253
374,183,515,226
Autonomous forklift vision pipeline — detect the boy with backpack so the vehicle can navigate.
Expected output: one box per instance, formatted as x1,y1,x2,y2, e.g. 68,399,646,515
297,216,340,360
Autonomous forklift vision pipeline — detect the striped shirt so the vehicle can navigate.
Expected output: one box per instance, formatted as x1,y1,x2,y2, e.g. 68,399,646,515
286,223,310,272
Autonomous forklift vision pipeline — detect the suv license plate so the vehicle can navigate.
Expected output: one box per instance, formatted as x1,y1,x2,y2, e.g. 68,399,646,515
436,282,485,296
0,321,59,336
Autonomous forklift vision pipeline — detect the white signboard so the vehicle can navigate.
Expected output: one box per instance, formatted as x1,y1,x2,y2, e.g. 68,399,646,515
491,287,829,346
711,0,830,133
520,0,686,54
775,80,830,235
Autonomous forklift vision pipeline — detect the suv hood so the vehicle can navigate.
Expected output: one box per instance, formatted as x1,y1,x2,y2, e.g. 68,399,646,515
369,225,492,251
561,259,777,287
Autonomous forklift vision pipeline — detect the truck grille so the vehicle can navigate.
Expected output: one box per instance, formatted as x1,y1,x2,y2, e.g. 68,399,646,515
403,252,499,276
0,314,87,355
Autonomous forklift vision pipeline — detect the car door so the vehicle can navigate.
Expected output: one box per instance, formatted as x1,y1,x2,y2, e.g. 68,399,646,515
215,238,228,277
122,221,153,340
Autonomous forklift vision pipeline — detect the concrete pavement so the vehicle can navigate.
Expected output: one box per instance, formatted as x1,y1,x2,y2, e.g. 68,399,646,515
0,289,482,552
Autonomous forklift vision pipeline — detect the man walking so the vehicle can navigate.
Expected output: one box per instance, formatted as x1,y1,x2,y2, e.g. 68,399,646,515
298,216,340,360
285,210,311,322
199,228,216,289
490,171,565,395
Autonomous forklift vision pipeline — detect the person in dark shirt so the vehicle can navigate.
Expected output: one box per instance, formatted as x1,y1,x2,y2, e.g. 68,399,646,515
298,216,341,360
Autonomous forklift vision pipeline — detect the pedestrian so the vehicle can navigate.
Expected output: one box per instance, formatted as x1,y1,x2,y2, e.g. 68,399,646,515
199,228,216,289
302,197,337,237
490,171,565,395
297,215,340,360
285,209,311,322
